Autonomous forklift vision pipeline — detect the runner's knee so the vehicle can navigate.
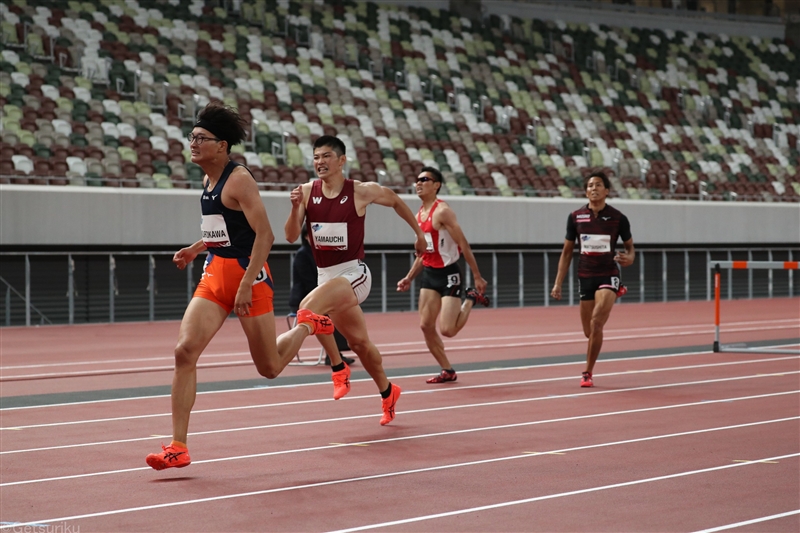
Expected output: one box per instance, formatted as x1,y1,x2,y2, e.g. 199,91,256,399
589,318,605,335
347,337,371,355
439,324,458,337
255,362,280,380
420,319,437,335
174,341,199,369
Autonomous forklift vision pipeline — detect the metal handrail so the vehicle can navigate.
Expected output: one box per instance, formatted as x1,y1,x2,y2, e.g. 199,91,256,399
0,247,795,327
0,275,52,326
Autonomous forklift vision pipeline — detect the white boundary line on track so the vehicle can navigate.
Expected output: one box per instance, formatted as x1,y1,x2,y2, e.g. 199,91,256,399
2,317,796,371
1,386,796,484
1,342,797,413
2,354,797,430
692,510,800,533
2,320,797,380
323,449,800,533
1,421,797,530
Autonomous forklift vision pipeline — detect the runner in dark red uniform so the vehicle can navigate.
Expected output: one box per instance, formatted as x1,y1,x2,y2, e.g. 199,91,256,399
282,135,427,425
396,167,488,384
146,102,301,470
551,171,635,388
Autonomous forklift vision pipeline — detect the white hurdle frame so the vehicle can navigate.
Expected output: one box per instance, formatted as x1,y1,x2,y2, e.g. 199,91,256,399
710,260,800,354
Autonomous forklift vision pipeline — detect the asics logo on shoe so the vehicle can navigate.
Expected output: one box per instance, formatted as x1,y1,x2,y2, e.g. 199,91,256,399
165,451,185,463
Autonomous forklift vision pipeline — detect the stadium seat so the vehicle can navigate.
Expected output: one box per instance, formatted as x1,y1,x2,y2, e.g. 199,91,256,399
3,0,796,202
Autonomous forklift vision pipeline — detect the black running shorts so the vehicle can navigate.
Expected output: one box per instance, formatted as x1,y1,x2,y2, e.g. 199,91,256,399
579,275,621,301
421,263,463,298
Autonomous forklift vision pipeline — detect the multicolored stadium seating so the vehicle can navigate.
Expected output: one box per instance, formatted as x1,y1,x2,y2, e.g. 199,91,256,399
1,0,798,201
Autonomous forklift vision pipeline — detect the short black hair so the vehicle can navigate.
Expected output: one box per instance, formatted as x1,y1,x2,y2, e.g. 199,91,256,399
195,100,247,154
419,166,443,195
419,166,443,183
585,171,610,190
313,135,346,157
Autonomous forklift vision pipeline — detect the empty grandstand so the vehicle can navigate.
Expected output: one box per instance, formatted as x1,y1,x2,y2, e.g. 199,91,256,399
1,0,798,201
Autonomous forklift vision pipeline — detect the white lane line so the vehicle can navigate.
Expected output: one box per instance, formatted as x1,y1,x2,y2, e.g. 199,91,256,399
692,509,800,533
2,370,798,456
2,365,797,454
3,317,795,371
324,450,800,533
2,342,798,413
2,354,798,430
1,389,796,485
1,421,797,530
3,321,798,380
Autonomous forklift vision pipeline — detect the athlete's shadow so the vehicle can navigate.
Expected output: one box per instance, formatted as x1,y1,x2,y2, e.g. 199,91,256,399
150,477,195,483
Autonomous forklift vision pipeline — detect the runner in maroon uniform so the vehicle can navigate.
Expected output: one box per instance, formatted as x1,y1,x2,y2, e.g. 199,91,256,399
283,135,427,425
551,171,635,387
146,102,302,470
396,167,488,384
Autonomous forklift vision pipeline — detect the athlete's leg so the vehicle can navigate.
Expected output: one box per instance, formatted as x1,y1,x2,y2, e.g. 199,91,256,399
316,333,342,365
584,289,617,373
418,288,451,369
239,311,300,379
438,296,474,338
329,303,389,392
276,277,358,365
579,299,594,339
172,297,229,444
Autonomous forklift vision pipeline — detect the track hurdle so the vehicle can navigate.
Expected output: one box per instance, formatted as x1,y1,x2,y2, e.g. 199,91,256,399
711,260,799,354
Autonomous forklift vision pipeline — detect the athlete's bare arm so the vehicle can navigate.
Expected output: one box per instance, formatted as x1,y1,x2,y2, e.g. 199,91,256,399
173,240,206,269
354,181,427,255
397,256,424,292
224,167,275,314
551,239,575,301
614,238,635,267
285,183,312,243
433,203,487,294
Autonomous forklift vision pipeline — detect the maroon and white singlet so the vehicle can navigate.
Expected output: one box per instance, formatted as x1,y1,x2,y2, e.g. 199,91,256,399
305,179,365,268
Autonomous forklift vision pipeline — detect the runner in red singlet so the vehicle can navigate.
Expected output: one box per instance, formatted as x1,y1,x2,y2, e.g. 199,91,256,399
282,135,427,425
396,167,489,384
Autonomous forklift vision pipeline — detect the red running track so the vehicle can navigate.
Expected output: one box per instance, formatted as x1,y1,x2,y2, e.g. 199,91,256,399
0,298,798,532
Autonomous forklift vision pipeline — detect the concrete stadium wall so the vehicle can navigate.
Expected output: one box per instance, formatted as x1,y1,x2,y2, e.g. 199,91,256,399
2,185,798,248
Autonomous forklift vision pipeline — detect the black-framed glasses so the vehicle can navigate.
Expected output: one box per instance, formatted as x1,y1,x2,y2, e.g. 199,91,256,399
187,133,222,145
416,177,434,183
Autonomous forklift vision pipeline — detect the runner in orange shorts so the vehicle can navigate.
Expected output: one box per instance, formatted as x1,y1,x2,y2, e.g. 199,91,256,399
145,102,341,470
194,254,275,316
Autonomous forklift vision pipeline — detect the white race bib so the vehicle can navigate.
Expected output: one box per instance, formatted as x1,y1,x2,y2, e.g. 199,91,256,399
423,232,434,252
201,214,230,248
311,222,348,251
580,234,611,254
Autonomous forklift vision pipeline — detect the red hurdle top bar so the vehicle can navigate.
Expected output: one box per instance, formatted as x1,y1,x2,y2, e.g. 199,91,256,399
709,261,799,270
